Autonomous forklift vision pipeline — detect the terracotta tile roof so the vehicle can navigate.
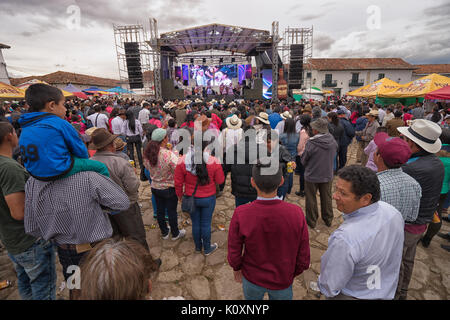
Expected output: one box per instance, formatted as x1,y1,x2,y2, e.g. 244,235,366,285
10,71,120,88
309,58,416,71
413,64,450,75
0,43,10,49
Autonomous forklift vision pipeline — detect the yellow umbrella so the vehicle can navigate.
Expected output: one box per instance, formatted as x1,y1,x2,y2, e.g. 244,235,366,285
378,73,450,98
347,78,400,99
16,79,75,98
0,81,25,98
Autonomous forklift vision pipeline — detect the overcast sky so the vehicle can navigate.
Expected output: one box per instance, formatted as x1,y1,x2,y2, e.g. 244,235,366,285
1,0,449,79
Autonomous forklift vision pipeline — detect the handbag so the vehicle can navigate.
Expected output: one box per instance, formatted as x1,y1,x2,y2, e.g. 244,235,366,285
181,179,199,215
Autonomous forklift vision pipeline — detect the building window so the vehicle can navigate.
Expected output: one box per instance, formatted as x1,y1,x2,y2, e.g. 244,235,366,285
325,74,332,82
307,72,311,78
378,73,385,80
351,73,359,82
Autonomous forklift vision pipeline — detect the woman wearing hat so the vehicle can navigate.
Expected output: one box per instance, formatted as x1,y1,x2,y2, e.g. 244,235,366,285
221,114,243,152
253,112,271,144
355,109,380,166
144,128,186,241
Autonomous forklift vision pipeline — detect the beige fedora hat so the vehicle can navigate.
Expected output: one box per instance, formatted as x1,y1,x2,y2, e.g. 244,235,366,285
226,114,243,129
281,111,292,120
256,112,270,125
397,119,442,154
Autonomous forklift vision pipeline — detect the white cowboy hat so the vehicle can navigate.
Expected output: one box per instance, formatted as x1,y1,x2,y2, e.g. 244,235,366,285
256,112,270,125
195,98,203,103
226,114,242,129
220,99,226,105
397,119,442,154
229,101,236,107
210,99,217,104
281,111,292,120
366,110,379,117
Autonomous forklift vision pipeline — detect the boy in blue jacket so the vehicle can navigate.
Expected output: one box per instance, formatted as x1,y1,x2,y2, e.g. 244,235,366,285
18,83,108,180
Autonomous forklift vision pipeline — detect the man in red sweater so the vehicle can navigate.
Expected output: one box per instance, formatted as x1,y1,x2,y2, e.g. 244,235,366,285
227,162,310,300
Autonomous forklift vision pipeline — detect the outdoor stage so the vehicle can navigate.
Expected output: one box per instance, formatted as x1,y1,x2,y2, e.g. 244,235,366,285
114,20,313,102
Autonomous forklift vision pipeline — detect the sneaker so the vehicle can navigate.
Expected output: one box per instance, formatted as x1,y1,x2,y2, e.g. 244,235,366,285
162,226,171,240
204,243,218,256
295,191,305,197
172,229,186,241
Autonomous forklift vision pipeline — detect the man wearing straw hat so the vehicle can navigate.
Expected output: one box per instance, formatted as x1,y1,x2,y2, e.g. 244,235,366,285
90,128,150,252
394,119,445,300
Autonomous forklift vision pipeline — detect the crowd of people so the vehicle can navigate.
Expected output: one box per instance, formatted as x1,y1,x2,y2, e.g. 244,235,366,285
0,83,449,300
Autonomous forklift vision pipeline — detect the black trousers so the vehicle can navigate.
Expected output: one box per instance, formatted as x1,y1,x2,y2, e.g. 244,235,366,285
127,138,143,170
152,187,180,237
423,193,447,243
295,155,305,192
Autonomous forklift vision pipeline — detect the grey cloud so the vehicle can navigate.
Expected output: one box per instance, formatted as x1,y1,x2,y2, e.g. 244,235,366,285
20,31,33,37
423,1,450,17
299,13,324,21
314,34,335,51
0,0,205,30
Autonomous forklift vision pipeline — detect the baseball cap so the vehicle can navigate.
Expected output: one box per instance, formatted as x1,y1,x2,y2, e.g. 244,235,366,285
374,132,411,167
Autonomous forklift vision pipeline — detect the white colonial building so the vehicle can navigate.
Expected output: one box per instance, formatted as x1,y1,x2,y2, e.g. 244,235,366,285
0,43,11,84
307,58,416,96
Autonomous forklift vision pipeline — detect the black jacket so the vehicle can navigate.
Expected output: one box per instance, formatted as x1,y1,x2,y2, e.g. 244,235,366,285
328,123,344,147
339,118,355,147
224,138,293,199
402,151,445,225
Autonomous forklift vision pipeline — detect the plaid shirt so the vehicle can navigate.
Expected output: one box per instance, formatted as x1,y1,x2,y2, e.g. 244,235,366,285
377,168,422,222
24,172,130,245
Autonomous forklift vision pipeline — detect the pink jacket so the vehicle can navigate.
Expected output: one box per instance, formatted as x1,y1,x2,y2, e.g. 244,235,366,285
297,129,310,156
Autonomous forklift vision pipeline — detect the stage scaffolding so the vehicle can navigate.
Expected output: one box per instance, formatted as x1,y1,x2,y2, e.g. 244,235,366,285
113,24,155,97
279,26,313,91
114,20,312,101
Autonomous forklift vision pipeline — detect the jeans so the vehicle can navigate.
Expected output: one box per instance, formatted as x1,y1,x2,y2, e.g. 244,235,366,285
191,196,216,252
338,144,349,169
242,276,293,300
152,187,180,237
118,135,127,154
277,174,292,199
8,239,56,300
235,196,256,208
145,169,168,218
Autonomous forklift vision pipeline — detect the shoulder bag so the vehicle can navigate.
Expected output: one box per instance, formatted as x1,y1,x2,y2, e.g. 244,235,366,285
181,179,199,215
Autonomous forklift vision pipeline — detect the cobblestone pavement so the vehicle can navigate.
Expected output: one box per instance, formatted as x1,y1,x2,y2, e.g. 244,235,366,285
1,142,449,300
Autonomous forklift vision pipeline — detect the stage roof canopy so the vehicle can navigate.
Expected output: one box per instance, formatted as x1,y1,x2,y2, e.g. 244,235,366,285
158,23,272,55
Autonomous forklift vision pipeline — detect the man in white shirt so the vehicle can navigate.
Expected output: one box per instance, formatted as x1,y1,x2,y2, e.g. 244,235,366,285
111,109,126,135
87,105,109,130
318,165,404,300
138,102,150,125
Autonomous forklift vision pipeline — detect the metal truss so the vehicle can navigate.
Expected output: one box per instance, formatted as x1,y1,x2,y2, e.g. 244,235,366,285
271,21,280,102
113,24,155,98
279,26,314,91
